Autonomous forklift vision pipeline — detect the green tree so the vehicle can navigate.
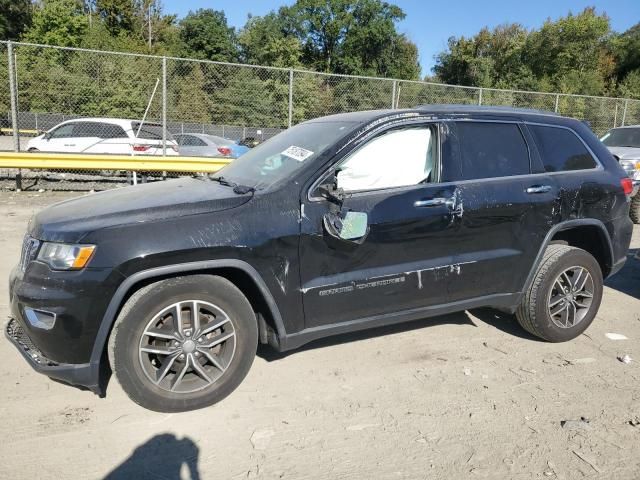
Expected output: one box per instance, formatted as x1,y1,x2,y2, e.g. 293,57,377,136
0,0,32,40
96,0,136,35
179,9,238,62
24,0,88,48
284,0,419,78
238,13,302,67
434,24,534,89
611,23,640,85
618,69,640,99
434,8,616,95
524,8,612,87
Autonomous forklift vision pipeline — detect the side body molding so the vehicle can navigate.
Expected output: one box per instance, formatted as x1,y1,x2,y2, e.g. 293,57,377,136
89,259,287,366
522,219,615,293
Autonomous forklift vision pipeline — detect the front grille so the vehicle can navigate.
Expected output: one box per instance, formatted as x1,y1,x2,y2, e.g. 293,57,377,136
19,235,40,272
6,318,58,366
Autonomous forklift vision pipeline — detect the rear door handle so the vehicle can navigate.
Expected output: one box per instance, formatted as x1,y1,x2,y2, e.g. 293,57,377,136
414,198,453,208
526,185,552,194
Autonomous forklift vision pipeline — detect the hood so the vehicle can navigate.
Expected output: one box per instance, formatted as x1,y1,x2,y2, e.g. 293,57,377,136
607,146,640,160
30,177,252,243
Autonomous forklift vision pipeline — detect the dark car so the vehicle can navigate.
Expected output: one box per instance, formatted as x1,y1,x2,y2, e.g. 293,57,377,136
238,136,261,148
7,105,634,412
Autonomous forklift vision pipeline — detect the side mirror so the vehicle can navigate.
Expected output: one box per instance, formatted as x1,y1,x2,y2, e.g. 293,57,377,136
43,131,52,140
323,211,369,247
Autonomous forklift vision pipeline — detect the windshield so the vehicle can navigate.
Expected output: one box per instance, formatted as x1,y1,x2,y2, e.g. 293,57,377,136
215,121,357,190
601,128,640,148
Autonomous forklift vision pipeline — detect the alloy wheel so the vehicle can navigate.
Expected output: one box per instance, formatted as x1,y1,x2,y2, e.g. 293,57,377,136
547,266,594,329
138,300,236,393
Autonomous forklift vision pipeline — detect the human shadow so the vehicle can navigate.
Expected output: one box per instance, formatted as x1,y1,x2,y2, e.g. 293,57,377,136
604,248,640,299
104,433,200,480
258,310,475,361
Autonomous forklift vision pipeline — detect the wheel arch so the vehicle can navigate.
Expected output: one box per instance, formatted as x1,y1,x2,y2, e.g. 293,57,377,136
90,260,286,368
523,219,614,293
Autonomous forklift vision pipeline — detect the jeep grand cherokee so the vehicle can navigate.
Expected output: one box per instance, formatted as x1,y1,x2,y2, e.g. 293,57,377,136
7,105,634,412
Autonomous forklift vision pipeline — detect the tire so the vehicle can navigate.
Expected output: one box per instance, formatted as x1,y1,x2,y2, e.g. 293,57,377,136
108,275,258,412
630,194,640,224
516,244,603,342
28,148,39,152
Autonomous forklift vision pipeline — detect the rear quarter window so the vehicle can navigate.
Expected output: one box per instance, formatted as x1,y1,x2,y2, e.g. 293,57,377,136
529,125,597,172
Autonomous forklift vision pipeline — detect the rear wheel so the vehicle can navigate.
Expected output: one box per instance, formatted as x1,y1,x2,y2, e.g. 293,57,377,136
109,275,258,412
516,245,603,342
630,194,640,224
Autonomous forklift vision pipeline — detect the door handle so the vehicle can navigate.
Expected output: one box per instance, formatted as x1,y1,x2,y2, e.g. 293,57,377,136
526,185,552,194
414,197,453,208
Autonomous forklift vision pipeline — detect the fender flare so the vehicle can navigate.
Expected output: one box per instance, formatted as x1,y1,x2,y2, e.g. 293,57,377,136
89,259,286,366
522,219,614,293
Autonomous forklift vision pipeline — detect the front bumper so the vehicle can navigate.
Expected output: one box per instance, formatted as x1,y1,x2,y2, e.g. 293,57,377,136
5,318,100,393
7,260,124,394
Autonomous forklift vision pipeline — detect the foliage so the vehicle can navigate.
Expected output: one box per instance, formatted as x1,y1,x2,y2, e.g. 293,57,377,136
238,13,302,68
4,1,640,132
434,8,640,98
0,0,32,41
179,9,238,62
23,0,88,48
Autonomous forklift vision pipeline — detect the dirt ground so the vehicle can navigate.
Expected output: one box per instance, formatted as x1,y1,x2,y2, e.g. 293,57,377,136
1,190,639,480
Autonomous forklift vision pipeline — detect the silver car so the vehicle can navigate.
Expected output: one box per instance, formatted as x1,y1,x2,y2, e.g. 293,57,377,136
174,133,249,159
601,125,640,223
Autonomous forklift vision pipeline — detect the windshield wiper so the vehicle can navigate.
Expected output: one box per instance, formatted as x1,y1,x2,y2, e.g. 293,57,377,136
209,175,255,195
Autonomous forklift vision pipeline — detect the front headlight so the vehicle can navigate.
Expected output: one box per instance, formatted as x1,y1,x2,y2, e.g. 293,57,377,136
37,242,96,270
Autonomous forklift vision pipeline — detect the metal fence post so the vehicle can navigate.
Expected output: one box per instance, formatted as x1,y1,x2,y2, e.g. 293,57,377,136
554,94,560,113
7,42,20,152
288,69,293,128
622,100,628,126
478,88,483,105
7,41,21,190
391,80,397,109
162,56,167,156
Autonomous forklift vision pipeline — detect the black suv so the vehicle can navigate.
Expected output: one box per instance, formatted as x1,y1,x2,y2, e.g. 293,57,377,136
7,106,634,412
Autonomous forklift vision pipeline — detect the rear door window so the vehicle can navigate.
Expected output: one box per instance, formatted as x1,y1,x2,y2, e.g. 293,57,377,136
101,123,128,139
529,125,597,172
443,122,530,181
72,122,101,138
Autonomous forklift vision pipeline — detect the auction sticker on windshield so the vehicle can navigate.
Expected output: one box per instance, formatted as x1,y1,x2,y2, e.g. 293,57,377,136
282,145,314,162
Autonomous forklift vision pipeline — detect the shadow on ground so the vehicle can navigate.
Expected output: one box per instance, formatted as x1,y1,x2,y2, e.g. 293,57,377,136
104,433,200,480
258,311,477,361
605,248,640,299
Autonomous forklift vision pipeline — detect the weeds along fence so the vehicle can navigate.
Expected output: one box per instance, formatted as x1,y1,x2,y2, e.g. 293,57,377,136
1,40,640,191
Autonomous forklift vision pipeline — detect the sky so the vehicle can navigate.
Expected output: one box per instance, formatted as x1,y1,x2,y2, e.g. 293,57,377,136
163,0,640,76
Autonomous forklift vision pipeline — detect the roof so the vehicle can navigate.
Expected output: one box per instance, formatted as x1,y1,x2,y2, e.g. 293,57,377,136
57,118,162,126
414,104,559,117
307,104,566,127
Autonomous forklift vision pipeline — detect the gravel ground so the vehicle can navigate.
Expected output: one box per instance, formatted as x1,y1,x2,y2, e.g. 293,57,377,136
0,191,639,480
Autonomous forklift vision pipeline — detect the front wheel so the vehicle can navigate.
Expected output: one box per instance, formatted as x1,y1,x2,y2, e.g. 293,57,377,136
109,275,258,412
516,245,603,342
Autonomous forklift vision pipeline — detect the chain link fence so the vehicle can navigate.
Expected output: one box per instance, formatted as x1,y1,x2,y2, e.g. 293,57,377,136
1,40,640,191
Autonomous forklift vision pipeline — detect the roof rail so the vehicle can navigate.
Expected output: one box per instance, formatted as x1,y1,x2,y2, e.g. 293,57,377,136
414,104,559,116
